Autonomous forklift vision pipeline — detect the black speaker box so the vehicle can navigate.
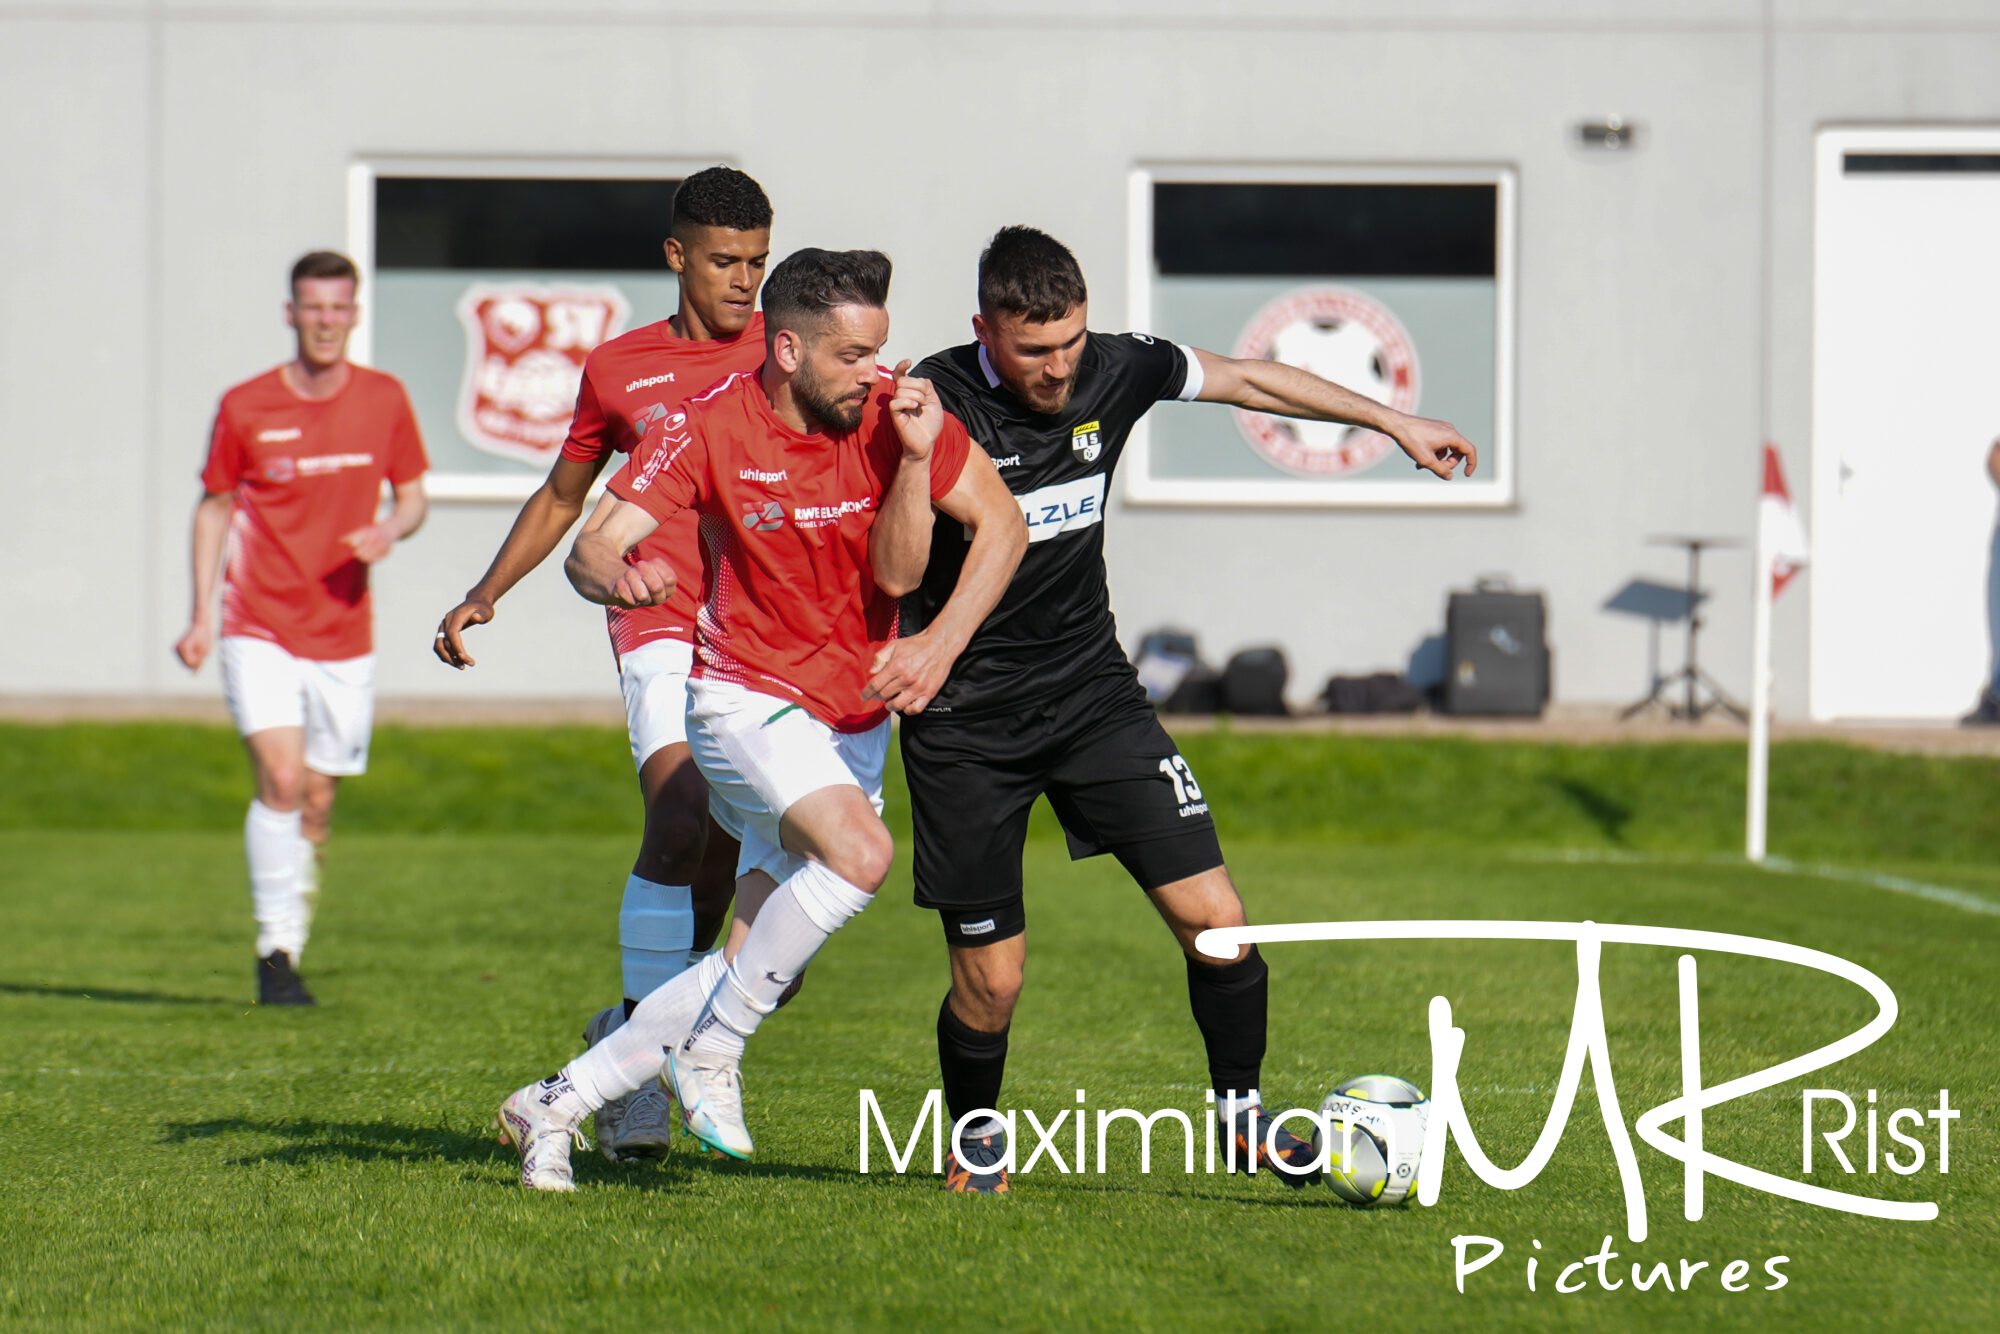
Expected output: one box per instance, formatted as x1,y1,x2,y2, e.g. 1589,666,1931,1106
1443,586,1549,716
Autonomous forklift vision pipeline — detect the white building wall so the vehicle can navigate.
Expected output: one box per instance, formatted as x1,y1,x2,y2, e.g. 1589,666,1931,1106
2,1,1998,714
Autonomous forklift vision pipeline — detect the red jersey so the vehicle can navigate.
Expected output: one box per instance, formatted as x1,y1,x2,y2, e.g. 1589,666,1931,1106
610,369,971,732
201,365,428,661
560,315,767,660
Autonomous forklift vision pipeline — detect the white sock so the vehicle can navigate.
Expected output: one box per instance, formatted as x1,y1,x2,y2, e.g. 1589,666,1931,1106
245,800,309,960
567,950,728,1109
619,875,694,1002
685,862,871,1063
1219,1089,1264,1120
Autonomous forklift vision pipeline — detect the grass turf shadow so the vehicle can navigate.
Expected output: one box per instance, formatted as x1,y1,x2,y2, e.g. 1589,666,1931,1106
159,1117,857,1190
0,980,239,1006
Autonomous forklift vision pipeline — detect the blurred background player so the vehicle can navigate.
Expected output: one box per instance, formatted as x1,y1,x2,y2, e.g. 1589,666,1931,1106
173,250,429,1006
434,167,774,1159
1970,435,2000,726
880,226,1476,1192
494,248,1024,1190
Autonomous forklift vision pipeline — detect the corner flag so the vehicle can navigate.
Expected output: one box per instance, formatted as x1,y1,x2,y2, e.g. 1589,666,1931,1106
1761,444,1810,599
1748,444,1809,861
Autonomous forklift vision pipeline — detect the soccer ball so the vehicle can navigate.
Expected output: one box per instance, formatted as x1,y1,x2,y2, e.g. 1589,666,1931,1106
1311,1074,1430,1206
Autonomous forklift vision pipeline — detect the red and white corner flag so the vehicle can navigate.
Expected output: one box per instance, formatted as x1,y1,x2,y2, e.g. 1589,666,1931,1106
1748,443,1809,861
1760,443,1810,597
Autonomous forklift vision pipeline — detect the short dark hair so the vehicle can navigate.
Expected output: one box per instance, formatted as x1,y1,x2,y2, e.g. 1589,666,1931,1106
761,248,892,341
290,250,358,294
977,225,1087,323
671,166,774,239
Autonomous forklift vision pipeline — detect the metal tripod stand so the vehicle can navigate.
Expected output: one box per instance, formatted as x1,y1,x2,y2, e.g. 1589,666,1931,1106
1620,536,1748,722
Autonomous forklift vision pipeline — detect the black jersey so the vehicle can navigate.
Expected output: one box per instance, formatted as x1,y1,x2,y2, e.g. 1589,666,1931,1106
904,331,1204,721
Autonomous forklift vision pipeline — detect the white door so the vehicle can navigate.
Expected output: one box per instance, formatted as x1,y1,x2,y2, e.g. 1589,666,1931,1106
1812,128,2000,721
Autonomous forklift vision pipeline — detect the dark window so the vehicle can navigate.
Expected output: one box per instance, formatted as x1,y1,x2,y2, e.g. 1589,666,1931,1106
1843,153,2000,175
375,177,680,270
1154,183,1497,278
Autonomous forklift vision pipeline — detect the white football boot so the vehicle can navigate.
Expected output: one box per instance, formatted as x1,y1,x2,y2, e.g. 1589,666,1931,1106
667,1048,754,1160
582,1004,677,1162
495,1076,590,1192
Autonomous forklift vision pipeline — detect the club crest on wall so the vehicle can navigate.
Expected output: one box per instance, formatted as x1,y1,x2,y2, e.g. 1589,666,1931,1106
454,283,630,465
1231,286,1420,477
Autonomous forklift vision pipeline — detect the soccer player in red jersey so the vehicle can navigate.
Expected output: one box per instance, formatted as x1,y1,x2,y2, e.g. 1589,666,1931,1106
494,248,1027,1190
435,169,773,1159
174,250,429,1006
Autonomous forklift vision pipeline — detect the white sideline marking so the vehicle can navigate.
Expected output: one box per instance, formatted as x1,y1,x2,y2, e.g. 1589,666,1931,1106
1514,848,2000,917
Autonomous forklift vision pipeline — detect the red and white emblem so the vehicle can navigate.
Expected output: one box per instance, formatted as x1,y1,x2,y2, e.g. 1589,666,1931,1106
1231,287,1420,477
454,283,630,466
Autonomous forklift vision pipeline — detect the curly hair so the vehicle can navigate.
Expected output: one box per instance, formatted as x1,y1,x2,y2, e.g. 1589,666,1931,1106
671,166,774,238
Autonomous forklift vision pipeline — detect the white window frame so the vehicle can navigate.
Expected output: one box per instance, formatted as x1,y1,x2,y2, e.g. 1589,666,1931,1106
1123,162,1517,509
346,155,722,502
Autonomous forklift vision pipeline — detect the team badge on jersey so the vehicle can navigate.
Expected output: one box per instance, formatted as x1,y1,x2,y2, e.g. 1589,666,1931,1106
1230,287,1420,477
1071,421,1103,463
455,283,630,466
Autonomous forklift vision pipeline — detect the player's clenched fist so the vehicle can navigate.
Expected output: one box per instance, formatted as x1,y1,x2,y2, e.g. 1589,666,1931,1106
173,620,213,672
608,557,676,609
889,358,944,460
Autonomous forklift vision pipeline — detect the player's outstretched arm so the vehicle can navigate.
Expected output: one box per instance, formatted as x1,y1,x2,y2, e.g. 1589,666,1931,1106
870,361,947,598
173,490,234,672
1190,348,1479,481
565,492,674,609
435,453,607,668
866,447,1027,715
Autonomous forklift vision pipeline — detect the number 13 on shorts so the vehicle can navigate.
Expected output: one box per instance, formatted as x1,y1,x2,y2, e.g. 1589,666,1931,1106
1158,753,1203,805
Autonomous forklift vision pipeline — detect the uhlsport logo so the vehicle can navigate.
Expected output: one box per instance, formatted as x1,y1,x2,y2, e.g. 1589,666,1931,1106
455,283,630,466
1231,286,1420,477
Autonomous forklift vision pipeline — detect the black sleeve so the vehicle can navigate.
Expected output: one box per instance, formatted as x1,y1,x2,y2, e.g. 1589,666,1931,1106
1104,332,1196,407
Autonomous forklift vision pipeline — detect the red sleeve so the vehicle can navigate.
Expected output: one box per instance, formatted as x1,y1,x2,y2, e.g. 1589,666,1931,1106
927,412,971,501
608,415,705,523
385,387,428,484
559,364,614,463
199,401,246,493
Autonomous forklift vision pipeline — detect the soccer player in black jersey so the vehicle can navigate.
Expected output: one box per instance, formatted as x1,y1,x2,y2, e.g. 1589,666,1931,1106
866,226,1477,1194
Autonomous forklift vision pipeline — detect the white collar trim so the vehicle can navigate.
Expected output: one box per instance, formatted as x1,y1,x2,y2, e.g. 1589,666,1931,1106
976,343,1002,389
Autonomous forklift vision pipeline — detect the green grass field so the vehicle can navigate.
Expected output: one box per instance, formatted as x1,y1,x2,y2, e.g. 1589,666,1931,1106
1,723,1995,1332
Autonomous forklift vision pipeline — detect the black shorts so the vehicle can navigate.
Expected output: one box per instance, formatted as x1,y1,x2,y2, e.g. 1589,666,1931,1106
900,671,1224,945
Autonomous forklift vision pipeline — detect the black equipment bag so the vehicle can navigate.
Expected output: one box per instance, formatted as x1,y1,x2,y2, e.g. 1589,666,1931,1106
1321,672,1425,714
1442,580,1550,716
1220,647,1289,716
1134,627,1220,713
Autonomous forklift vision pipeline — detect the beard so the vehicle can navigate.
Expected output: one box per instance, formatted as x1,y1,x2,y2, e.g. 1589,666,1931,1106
1012,376,1075,415
793,362,868,433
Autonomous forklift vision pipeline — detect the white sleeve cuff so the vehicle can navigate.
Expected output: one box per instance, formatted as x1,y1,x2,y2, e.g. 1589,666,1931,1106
1174,344,1205,401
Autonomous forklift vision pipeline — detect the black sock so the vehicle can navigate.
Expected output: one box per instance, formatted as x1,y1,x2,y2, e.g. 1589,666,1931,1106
937,993,1010,1130
1186,945,1267,1101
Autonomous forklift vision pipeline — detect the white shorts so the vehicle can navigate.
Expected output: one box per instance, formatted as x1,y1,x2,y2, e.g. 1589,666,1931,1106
685,678,888,883
618,638,695,770
218,635,375,777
